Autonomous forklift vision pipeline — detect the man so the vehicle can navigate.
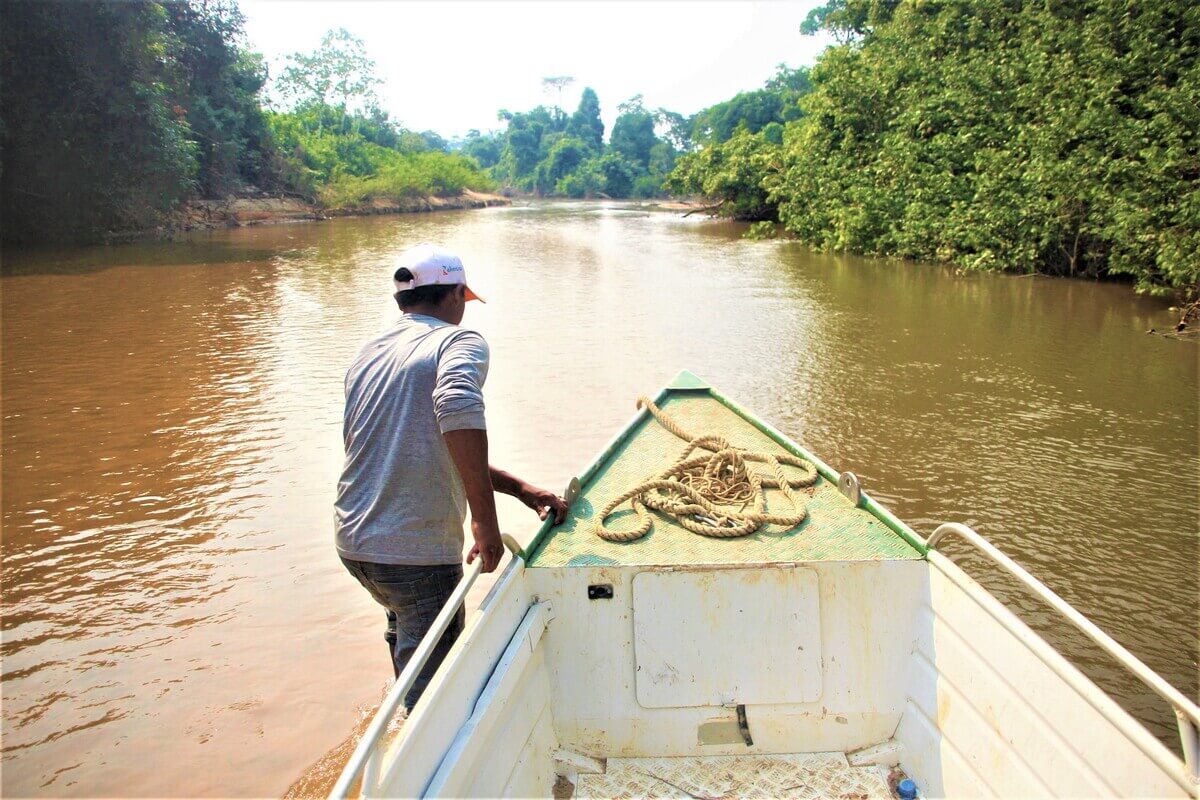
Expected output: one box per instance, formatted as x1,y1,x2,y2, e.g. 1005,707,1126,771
335,242,567,711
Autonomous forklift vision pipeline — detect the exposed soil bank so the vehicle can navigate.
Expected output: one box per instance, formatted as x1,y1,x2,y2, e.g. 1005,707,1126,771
178,189,510,233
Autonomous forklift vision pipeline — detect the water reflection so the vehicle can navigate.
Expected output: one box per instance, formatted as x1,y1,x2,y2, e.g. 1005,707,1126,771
1,202,1195,796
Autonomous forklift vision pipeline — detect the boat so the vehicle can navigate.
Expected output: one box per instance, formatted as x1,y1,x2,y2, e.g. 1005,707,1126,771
330,371,1199,799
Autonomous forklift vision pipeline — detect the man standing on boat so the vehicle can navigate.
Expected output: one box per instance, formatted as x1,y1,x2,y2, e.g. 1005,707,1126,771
335,242,567,710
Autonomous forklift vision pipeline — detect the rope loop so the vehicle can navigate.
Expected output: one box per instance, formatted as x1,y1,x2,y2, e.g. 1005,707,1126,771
593,396,819,542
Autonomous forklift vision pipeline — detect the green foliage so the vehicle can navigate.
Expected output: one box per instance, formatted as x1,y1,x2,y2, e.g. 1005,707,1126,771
0,8,497,243
493,105,569,191
161,1,274,196
666,128,781,221
654,109,694,152
648,141,677,179
691,66,811,145
321,150,493,207
490,89,677,199
595,153,637,198
567,88,605,153
555,164,603,199
461,130,503,169
262,28,491,208
610,106,658,171
274,28,380,119
673,0,1200,296
535,137,589,195
267,105,494,206
631,175,665,199
800,0,900,41
744,221,778,240
0,1,240,241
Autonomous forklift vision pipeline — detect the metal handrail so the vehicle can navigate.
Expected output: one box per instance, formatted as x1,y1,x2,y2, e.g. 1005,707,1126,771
330,539,523,800
926,522,1200,781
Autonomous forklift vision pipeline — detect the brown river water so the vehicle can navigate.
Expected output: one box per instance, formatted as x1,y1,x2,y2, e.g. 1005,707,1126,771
2,201,1197,797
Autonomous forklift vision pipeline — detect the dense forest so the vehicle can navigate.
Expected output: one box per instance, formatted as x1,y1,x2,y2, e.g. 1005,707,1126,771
465,88,678,199
0,0,818,241
3,0,1195,297
0,1,493,244
465,68,811,201
670,0,1199,296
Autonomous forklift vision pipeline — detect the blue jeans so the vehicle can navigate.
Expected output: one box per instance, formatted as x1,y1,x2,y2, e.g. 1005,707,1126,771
340,558,465,711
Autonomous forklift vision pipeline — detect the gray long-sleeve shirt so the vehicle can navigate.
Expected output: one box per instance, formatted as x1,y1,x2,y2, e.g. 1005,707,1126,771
335,314,489,565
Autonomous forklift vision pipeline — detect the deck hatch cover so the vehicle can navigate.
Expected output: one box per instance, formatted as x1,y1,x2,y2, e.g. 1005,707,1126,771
632,567,822,708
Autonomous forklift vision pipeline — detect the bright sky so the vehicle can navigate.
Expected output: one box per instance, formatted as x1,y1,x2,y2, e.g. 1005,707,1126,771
240,1,833,139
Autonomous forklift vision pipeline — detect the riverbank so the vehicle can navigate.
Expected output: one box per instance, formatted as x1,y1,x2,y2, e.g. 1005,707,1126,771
177,189,510,234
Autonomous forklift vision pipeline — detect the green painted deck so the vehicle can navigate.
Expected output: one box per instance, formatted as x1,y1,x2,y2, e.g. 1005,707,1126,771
526,384,923,568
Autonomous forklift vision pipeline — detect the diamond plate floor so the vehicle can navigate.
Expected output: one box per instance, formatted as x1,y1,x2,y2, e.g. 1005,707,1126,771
573,753,893,799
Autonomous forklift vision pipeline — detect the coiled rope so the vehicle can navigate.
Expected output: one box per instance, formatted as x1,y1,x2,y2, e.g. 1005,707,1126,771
593,396,819,542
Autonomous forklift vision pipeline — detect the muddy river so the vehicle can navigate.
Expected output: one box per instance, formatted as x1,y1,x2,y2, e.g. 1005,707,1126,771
2,202,1196,796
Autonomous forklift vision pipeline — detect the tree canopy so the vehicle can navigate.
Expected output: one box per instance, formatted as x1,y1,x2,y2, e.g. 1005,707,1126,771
567,88,605,153
487,89,682,199
668,0,1200,297
2,1,225,240
0,8,493,242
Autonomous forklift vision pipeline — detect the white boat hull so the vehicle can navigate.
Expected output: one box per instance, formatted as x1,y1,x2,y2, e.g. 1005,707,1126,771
351,553,1193,798
331,376,1197,798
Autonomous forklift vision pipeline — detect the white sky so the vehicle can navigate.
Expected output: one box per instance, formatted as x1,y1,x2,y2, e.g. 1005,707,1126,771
240,1,834,139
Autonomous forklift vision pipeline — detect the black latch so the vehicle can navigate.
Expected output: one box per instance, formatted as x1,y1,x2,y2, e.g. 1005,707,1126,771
587,584,614,600
737,704,754,746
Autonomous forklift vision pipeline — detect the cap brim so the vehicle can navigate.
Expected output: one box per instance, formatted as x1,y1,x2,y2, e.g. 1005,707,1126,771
464,285,485,303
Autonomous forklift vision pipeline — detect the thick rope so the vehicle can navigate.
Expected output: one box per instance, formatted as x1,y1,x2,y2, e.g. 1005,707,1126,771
593,396,819,542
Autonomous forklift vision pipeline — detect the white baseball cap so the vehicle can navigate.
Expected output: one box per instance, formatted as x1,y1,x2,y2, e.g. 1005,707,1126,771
392,243,485,303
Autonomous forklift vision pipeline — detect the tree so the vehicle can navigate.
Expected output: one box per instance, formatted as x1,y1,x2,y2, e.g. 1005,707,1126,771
567,87,605,153
418,130,449,152
654,109,694,152
534,137,588,195
648,141,677,178
772,0,1199,294
595,153,637,198
161,0,274,195
689,68,810,146
1,1,198,242
666,128,781,220
799,0,900,42
493,105,568,190
275,28,381,132
610,106,658,171
617,94,646,115
462,130,502,169
541,75,575,109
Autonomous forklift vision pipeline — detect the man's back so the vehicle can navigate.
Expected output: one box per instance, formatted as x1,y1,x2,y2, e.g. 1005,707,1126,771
335,313,489,566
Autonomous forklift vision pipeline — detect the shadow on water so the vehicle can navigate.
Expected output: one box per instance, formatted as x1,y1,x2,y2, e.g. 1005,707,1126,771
1,235,290,276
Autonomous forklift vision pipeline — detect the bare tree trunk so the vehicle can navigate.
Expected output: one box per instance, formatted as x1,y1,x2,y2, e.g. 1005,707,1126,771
683,200,727,218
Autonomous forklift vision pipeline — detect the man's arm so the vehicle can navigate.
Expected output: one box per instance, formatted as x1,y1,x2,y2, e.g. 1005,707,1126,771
490,466,568,524
443,429,505,573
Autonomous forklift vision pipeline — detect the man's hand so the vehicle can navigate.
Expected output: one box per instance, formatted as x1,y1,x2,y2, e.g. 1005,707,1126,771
518,484,569,524
466,518,505,573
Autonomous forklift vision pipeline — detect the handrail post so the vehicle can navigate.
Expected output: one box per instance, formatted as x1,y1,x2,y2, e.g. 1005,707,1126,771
329,556,488,799
330,534,527,800
1180,710,1200,779
360,749,380,800
926,522,1200,786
